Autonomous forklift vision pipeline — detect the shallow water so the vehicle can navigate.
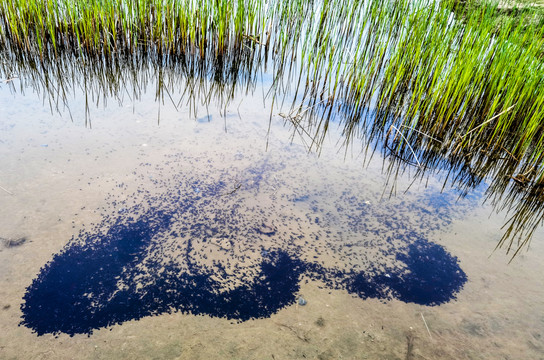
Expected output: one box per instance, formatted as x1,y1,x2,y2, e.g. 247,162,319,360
1,77,544,359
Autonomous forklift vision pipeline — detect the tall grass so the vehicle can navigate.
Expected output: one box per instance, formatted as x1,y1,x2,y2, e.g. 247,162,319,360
0,0,269,60
1,0,544,256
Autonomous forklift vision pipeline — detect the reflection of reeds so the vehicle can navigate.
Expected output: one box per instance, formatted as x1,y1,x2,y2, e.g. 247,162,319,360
1,0,544,256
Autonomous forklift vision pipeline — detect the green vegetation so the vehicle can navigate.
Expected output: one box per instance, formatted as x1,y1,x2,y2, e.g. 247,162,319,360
0,0,268,57
450,0,544,30
1,0,544,256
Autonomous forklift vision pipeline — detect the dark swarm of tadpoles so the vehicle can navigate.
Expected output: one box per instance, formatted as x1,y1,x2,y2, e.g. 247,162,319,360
1,0,544,257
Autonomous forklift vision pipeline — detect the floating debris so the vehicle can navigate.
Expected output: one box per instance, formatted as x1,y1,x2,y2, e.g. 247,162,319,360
256,221,277,236
1,236,27,248
315,316,325,327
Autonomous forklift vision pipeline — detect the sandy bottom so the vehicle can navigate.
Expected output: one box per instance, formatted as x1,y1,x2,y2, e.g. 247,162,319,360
1,84,543,359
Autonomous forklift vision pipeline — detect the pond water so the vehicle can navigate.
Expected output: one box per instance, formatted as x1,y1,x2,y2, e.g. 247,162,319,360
1,74,544,359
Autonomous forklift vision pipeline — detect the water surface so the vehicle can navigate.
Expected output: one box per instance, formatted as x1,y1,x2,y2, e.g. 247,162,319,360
1,76,543,359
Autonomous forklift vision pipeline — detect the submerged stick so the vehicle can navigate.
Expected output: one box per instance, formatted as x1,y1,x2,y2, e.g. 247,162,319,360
0,184,13,195
405,329,415,360
420,312,432,340
222,182,242,196
398,124,443,143
389,125,422,169
461,104,517,139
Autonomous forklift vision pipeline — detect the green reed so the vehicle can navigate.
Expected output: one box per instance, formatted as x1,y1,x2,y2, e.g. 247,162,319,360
0,0,268,59
2,0,544,256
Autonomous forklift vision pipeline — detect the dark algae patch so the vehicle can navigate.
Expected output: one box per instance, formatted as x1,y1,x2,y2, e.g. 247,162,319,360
393,241,467,305
344,238,466,306
20,153,467,336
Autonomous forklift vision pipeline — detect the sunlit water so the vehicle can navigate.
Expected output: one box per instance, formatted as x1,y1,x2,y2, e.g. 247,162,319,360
1,77,543,359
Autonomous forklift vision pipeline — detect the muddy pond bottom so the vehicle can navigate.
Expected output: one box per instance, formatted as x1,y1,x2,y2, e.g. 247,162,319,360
1,85,544,359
